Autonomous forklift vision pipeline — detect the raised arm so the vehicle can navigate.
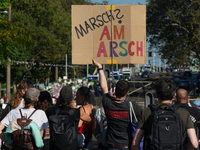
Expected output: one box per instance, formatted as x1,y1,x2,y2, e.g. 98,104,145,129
92,59,108,94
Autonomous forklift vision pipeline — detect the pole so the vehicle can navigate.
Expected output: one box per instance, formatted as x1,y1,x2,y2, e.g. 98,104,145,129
6,4,11,98
159,55,161,72
103,64,105,70
55,66,58,82
146,42,148,65
111,5,114,91
25,62,27,80
65,54,67,77
116,64,118,71
153,48,155,72
87,64,89,78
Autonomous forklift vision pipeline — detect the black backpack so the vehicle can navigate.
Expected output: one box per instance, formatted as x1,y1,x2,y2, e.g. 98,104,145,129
144,104,186,150
48,107,79,150
11,109,37,150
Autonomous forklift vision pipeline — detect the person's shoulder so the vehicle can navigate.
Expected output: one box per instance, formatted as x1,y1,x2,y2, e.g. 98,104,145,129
46,106,59,115
142,106,151,114
177,106,191,116
35,109,46,114
9,108,19,114
103,93,109,98
102,93,112,102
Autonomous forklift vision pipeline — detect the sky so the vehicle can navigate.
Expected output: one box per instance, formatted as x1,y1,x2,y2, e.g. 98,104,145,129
91,0,147,5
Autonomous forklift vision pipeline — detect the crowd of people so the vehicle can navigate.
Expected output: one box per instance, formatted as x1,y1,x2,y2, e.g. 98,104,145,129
0,59,199,150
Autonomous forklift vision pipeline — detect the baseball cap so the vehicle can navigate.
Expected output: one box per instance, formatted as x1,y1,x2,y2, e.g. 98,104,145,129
24,88,40,102
59,86,73,103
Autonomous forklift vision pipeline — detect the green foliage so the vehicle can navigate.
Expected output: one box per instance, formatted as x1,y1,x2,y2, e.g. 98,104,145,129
0,0,108,84
147,0,200,66
0,19,31,66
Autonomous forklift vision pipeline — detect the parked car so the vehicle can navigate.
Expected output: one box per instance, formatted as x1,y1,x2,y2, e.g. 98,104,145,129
179,80,190,89
141,71,150,78
172,68,179,72
173,75,182,83
183,70,192,77
136,70,142,76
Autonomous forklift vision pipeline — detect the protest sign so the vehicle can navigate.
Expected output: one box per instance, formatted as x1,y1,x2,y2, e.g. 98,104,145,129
72,5,146,64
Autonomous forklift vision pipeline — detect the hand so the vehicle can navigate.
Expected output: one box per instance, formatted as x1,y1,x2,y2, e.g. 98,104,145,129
92,59,102,69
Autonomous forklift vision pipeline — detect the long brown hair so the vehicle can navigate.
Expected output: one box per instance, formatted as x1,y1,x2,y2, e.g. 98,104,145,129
10,80,33,109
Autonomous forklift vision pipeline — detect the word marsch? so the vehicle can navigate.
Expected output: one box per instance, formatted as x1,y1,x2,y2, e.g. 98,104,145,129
97,25,143,57
75,9,124,39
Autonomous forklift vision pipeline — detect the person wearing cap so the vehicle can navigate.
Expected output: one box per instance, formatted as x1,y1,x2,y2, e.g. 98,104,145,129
46,85,91,150
0,88,49,140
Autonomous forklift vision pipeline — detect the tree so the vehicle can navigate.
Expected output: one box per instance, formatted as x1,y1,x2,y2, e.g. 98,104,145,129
146,0,200,66
1,0,108,85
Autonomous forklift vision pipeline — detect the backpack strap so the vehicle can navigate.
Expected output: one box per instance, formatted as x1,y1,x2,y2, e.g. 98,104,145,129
149,104,177,112
82,106,86,113
171,104,180,110
28,109,37,119
148,104,158,112
19,109,23,118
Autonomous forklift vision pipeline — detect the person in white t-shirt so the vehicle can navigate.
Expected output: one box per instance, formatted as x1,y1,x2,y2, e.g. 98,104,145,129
0,88,49,139
0,80,34,122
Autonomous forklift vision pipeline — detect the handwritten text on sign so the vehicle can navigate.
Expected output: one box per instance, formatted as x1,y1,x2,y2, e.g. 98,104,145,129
72,5,146,64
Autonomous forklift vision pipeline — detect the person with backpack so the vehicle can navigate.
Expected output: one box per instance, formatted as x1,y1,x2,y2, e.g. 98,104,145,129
175,88,200,133
46,85,91,150
0,88,49,149
132,78,198,150
92,59,142,150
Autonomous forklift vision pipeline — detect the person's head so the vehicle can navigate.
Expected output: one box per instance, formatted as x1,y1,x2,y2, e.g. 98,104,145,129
59,86,74,106
76,86,96,106
155,78,176,101
115,80,129,98
24,88,40,108
175,89,189,104
35,91,53,111
11,80,33,109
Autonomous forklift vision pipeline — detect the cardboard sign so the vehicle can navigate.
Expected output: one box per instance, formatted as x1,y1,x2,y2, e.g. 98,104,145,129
72,5,146,64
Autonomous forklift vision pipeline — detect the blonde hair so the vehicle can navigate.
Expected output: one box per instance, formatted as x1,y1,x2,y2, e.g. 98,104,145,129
10,81,28,109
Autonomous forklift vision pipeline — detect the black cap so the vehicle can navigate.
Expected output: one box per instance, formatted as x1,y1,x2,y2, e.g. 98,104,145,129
59,86,73,103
